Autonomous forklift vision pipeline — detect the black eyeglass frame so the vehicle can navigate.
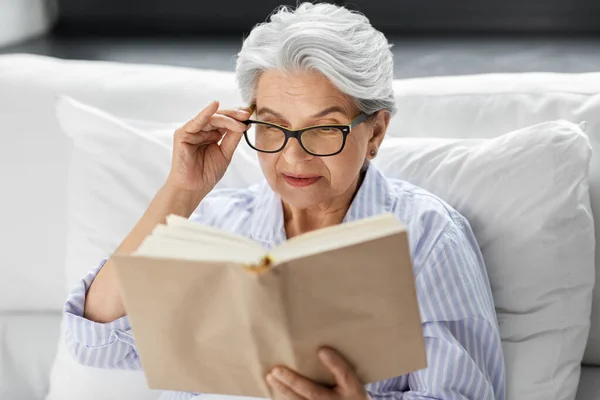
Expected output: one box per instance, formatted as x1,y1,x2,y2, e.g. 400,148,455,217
242,112,372,157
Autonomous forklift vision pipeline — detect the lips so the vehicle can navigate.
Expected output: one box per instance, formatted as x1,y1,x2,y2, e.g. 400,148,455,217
282,173,321,187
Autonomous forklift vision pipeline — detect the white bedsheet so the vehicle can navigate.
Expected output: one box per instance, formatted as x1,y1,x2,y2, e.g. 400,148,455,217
0,312,61,400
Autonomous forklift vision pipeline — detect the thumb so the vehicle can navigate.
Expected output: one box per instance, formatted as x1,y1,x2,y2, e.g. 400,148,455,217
220,130,244,162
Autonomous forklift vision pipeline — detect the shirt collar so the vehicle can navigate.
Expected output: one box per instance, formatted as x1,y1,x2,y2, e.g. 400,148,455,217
249,162,396,248
343,162,396,223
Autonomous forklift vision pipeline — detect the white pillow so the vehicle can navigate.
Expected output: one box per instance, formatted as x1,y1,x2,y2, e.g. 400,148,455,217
387,79,600,365
377,122,594,400
53,96,593,400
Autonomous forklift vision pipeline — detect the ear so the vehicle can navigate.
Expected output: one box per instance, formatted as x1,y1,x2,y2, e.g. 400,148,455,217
367,110,391,157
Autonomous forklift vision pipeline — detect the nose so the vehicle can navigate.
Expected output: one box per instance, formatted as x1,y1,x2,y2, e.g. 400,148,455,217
282,137,313,164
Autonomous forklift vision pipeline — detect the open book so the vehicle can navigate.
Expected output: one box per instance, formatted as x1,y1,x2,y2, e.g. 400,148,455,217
112,213,426,397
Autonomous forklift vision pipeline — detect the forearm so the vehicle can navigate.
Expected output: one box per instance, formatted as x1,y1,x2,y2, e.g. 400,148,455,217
84,183,207,323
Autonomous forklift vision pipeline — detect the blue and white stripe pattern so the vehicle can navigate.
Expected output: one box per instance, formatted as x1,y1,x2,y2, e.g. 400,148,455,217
64,162,506,399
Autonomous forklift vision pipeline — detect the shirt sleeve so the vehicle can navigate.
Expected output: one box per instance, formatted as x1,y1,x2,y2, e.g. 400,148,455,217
368,222,506,400
63,258,141,370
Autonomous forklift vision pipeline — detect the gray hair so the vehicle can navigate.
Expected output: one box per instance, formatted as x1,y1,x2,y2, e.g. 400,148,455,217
235,2,397,116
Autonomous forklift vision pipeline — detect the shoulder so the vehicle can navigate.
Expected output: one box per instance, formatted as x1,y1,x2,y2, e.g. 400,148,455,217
385,176,496,322
189,184,261,232
386,177,473,266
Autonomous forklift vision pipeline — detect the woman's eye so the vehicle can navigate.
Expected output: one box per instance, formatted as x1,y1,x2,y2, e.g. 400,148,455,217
318,128,337,133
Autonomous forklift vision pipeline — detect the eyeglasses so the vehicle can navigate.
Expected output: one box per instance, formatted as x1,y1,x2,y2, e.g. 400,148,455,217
242,112,371,157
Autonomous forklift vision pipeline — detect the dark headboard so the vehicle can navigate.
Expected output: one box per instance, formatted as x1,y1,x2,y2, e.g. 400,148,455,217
56,0,600,36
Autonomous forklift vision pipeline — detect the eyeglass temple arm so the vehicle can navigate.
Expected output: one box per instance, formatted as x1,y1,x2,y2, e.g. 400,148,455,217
350,112,370,129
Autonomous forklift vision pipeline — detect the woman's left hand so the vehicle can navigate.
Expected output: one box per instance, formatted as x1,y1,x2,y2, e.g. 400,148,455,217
266,347,370,400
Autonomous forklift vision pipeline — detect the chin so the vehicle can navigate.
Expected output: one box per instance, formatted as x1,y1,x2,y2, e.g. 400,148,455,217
278,186,327,209
281,197,323,210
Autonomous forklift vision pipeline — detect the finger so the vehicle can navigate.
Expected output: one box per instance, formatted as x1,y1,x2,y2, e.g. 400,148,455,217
181,100,220,133
271,367,328,400
318,347,361,391
207,114,248,133
267,373,306,400
180,130,224,146
217,107,252,121
219,130,243,162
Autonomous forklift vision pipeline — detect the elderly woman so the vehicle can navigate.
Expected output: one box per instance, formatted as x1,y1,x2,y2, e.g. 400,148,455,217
64,3,506,400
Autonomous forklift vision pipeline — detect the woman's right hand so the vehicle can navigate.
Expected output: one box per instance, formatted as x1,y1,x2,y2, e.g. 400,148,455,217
165,100,250,199
85,101,251,324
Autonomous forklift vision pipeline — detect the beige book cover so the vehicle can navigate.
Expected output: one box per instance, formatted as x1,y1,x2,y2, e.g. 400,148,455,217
111,213,426,397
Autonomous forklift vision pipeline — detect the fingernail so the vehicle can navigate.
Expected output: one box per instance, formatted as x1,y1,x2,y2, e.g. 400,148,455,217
273,368,283,378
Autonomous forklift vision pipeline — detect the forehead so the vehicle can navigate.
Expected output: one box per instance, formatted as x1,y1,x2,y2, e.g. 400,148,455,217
255,70,355,115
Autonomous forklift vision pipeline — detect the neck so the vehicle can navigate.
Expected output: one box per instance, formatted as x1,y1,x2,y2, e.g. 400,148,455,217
282,168,367,239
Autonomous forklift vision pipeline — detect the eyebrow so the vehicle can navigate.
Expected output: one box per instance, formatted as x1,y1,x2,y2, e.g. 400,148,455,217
256,106,349,121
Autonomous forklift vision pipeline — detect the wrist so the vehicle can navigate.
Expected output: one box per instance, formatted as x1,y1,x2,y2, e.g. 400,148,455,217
157,182,208,218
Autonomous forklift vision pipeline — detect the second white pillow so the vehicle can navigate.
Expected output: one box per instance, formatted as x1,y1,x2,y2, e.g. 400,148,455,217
376,121,593,400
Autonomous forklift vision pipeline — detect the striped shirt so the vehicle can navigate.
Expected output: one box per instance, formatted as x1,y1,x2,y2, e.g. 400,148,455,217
64,162,506,400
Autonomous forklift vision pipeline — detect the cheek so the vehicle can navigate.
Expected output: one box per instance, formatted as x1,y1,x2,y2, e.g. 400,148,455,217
345,132,369,155
323,141,365,185
258,153,279,179
340,136,367,165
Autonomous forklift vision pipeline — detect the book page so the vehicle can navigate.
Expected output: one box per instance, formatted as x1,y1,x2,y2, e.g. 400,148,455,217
134,215,266,264
270,213,405,265
165,215,259,248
